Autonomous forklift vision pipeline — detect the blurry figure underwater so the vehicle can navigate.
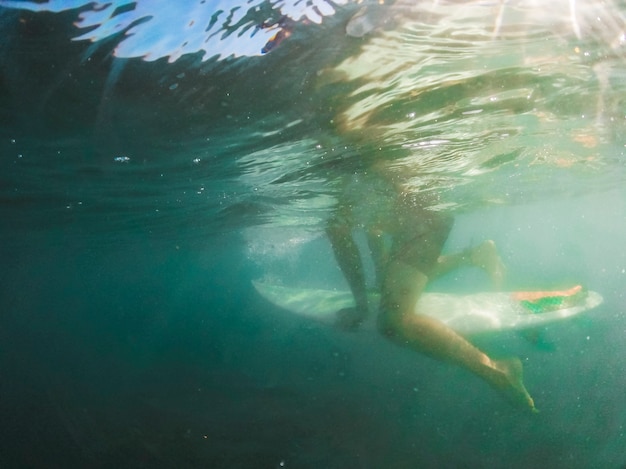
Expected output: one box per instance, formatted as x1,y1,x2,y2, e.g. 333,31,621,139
326,162,537,411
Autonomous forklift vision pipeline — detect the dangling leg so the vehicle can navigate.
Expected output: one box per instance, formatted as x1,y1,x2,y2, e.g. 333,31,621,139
431,240,506,289
366,225,388,290
326,206,369,329
378,204,535,411
378,259,536,411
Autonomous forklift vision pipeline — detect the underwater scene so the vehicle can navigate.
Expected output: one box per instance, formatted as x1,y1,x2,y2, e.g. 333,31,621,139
1,0,626,467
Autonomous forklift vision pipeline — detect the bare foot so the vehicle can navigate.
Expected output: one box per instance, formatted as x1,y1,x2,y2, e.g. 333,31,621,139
471,240,506,289
491,358,538,413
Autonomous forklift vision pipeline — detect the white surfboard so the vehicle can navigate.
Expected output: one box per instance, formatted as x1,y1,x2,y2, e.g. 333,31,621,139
253,281,603,336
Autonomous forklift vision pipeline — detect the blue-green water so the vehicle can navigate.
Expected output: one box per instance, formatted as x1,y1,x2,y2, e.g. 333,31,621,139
1,1,626,467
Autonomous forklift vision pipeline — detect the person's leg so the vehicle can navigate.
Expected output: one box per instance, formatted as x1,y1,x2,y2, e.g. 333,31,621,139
431,240,506,289
326,207,369,328
379,202,535,410
378,259,536,411
366,226,388,289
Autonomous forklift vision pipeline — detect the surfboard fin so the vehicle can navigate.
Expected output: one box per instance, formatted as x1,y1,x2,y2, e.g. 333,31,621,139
518,328,557,351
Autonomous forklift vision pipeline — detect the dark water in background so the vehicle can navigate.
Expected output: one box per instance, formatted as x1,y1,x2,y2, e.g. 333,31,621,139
1,1,626,467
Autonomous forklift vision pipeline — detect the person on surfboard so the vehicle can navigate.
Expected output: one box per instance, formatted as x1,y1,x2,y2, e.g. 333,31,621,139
326,170,537,412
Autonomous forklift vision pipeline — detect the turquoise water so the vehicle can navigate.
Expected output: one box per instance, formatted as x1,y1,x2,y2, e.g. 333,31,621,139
1,1,626,467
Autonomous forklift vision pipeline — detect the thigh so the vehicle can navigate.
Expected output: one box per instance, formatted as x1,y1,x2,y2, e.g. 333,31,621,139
389,209,454,275
377,261,429,336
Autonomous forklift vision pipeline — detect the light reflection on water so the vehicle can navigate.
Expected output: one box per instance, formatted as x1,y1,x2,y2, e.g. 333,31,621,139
1,0,625,232
0,0,351,60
